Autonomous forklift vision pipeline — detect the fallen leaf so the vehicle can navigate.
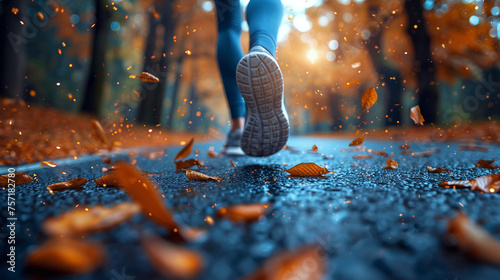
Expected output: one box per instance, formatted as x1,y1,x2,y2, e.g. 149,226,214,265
142,234,204,279
185,170,219,181
230,160,237,168
217,203,270,223
312,144,318,152
175,138,194,160
447,212,500,265
372,150,388,157
475,159,499,169
241,245,325,280
411,151,432,157
410,105,425,125
102,157,112,164
349,134,364,147
40,161,57,167
0,172,33,187
26,238,105,274
43,202,140,236
175,159,202,172
439,174,500,193
89,119,107,145
361,87,377,112
427,166,451,173
47,177,88,192
458,145,489,152
382,155,398,169
94,172,120,188
283,163,333,177
353,154,374,159
138,72,160,83
207,151,220,158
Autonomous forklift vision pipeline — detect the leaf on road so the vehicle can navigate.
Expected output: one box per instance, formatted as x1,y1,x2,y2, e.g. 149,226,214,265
43,202,140,236
175,159,202,172
372,150,388,157
185,170,219,181
410,105,425,126
142,235,204,279
361,87,377,111
47,177,88,192
475,159,499,169
94,172,120,188
0,172,33,187
312,144,318,152
241,245,325,280
230,160,237,168
217,203,271,223
349,134,364,147
207,151,220,158
89,119,107,145
439,174,500,193
283,163,333,177
175,138,194,160
353,154,374,159
40,161,57,167
427,166,451,173
446,212,500,265
138,72,160,83
382,155,398,169
411,151,432,157
26,238,105,274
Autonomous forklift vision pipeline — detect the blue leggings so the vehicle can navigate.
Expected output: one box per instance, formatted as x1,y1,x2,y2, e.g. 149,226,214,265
214,0,283,119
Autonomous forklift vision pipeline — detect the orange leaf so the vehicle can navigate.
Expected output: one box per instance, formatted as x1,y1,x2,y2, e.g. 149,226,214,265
185,170,219,181
43,202,140,236
447,212,500,265
439,174,500,193
89,119,107,145
410,105,425,126
47,177,88,192
342,79,359,89
361,86,377,111
26,238,105,274
174,159,202,172
411,151,432,157
349,134,364,147
142,234,204,279
230,160,237,168
207,151,220,158
138,72,160,83
175,138,194,160
372,150,388,157
217,203,270,223
382,155,398,169
283,163,333,177
40,161,57,167
0,172,33,187
427,166,451,173
94,172,120,188
37,12,44,21
475,159,499,169
312,144,318,152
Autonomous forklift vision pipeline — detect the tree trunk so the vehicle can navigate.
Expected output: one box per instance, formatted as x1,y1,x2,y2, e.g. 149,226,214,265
405,0,439,124
0,0,27,99
81,0,111,115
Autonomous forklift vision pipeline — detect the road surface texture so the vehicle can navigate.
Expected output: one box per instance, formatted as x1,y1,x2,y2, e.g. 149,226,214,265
1,137,500,280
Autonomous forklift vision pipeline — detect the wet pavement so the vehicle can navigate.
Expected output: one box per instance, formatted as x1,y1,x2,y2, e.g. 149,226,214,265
1,136,500,280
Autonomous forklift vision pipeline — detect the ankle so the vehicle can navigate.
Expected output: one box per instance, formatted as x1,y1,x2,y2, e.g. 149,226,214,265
249,45,272,56
231,117,245,131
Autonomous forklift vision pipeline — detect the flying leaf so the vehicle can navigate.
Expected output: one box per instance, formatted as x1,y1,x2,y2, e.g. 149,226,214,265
43,202,140,236
446,212,500,265
174,159,202,172
217,203,271,223
37,12,44,21
349,134,364,147
26,238,105,274
241,245,325,280
439,174,500,193
410,105,425,126
283,163,333,177
207,151,220,158
89,119,107,145
40,161,57,167
185,170,219,181
138,72,160,83
94,172,120,188
342,79,359,89
312,145,318,152
353,154,373,159
475,159,499,169
0,172,33,187
361,87,377,111
175,138,194,160
382,155,398,169
142,234,204,279
427,166,451,173
230,160,237,168
372,150,388,157
47,177,88,192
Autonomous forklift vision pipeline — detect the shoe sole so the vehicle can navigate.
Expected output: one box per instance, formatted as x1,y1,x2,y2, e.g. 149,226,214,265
236,52,289,157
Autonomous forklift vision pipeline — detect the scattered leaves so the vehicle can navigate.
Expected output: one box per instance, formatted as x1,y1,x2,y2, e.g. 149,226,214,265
439,174,500,193
475,159,499,169
427,166,451,173
0,172,33,187
283,163,333,177
185,170,219,181
138,72,160,83
382,155,398,170
349,134,364,147
89,119,107,145
217,203,271,223
47,177,88,192
312,144,318,152
361,86,377,112
175,138,194,160
410,105,425,126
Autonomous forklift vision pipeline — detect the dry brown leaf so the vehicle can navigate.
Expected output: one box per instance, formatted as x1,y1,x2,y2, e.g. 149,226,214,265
43,202,140,236
410,105,425,126
0,172,33,187
475,159,499,169
47,177,88,192
382,155,398,169
447,212,500,265
175,138,194,160
373,150,388,157
94,172,120,188
207,151,220,158
40,161,57,167
439,174,500,193
142,234,204,279
174,159,202,172
353,154,374,159
361,87,377,112
349,134,364,147
241,245,325,280
427,166,451,173
411,151,432,157
102,157,112,164
230,160,237,168
138,72,160,83
283,163,333,177
458,145,489,152
37,11,44,21
89,119,107,145
217,203,271,223
26,238,105,274
312,144,318,152
185,170,219,181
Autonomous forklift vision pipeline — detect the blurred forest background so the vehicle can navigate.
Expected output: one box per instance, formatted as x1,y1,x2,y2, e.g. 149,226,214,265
1,0,499,135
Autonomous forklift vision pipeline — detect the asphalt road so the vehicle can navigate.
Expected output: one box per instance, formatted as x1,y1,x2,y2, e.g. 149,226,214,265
1,137,500,280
